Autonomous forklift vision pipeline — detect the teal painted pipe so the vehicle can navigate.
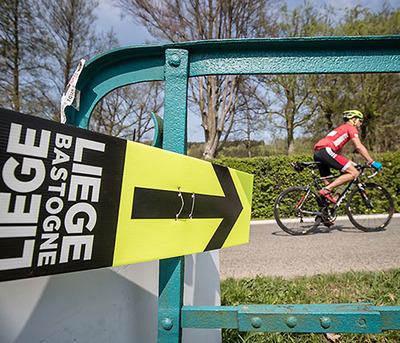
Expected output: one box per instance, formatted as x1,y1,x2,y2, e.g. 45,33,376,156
181,304,400,333
157,49,189,343
64,35,400,129
181,306,238,329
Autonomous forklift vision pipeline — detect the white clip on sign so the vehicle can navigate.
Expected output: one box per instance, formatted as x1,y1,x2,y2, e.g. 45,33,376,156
61,59,86,124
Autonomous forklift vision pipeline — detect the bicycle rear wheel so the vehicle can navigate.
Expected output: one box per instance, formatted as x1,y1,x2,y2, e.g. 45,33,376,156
346,182,394,232
274,187,322,235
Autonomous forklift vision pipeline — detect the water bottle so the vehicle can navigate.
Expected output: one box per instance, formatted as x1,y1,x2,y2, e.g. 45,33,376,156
333,185,345,201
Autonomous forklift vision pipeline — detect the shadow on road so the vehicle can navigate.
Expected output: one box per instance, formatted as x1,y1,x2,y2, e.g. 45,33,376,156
271,224,375,236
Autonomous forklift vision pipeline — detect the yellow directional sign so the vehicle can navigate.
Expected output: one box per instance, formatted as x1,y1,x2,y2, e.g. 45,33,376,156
0,108,253,282
114,141,253,266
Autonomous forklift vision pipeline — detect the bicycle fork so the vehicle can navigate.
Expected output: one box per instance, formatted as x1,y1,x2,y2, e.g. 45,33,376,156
357,183,374,210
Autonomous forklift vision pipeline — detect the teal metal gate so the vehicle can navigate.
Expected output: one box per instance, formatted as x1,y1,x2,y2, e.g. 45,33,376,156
64,35,400,342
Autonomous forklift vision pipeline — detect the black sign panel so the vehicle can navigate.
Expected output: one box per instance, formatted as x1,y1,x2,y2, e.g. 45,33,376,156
0,108,126,281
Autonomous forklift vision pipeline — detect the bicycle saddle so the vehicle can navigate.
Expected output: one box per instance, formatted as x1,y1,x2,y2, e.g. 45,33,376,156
291,161,320,173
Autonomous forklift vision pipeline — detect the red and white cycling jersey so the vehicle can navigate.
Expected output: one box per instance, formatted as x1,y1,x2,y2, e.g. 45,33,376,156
314,122,359,153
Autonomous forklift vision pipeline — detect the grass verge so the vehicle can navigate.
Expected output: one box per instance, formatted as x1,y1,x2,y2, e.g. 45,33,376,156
221,269,400,342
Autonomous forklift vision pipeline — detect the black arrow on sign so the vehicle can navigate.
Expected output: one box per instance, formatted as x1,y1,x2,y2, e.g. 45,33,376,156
131,164,243,251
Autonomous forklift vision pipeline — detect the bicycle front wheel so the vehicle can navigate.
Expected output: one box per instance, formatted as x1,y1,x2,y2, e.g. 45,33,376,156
346,182,394,232
274,187,322,235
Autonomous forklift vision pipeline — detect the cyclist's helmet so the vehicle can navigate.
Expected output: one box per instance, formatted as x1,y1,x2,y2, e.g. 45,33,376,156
343,110,363,121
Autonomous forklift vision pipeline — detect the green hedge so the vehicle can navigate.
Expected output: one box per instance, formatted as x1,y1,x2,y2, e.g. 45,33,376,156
214,150,400,219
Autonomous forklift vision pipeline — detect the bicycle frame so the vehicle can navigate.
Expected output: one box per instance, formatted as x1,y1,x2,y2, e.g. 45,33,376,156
298,165,374,217
332,178,358,209
295,166,329,217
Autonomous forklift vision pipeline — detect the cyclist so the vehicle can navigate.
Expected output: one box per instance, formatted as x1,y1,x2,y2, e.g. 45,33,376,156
314,110,382,204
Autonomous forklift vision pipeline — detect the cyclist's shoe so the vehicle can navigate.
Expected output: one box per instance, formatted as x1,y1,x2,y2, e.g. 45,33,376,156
319,187,337,204
324,222,335,227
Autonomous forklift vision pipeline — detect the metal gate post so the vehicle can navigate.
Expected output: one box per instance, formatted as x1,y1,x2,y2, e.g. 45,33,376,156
158,49,189,343
163,48,189,155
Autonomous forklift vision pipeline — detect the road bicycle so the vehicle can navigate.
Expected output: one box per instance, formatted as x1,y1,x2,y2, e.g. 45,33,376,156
274,161,394,235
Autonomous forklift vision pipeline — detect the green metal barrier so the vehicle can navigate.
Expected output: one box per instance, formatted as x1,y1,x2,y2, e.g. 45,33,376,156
181,304,400,333
64,35,400,343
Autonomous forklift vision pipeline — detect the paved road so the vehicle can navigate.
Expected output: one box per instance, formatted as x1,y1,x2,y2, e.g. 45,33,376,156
219,215,400,279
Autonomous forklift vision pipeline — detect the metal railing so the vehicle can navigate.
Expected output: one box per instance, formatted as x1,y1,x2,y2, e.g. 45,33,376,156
64,35,400,342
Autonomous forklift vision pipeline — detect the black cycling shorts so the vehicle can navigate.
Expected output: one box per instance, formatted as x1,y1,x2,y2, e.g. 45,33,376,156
314,147,352,177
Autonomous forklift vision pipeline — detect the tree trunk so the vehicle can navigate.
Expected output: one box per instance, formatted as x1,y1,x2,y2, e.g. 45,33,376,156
287,138,295,156
246,108,252,158
287,118,295,155
12,0,20,112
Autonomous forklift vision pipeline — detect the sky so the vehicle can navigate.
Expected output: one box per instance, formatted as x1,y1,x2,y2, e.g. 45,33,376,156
94,0,400,142
95,1,151,46
95,0,400,47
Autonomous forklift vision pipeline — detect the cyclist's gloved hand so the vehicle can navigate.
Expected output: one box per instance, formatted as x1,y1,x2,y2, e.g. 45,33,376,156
369,160,382,170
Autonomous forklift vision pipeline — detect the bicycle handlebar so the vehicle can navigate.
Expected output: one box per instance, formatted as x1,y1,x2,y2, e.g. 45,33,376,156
368,170,379,178
356,164,380,179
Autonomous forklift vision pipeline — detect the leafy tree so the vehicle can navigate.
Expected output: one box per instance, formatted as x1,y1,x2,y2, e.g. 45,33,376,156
267,74,321,155
256,1,336,155
117,0,279,158
34,0,100,119
256,1,400,155
309,4,400,153
86,27,164,142
90,82,164,141
337,4,400,153
231,76,269,157
0,0,39,112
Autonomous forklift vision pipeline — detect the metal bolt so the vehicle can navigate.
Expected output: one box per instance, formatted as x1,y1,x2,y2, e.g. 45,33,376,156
161,318,173,331
285,316,297,328
320,316,331,329
357,318,367,328
168,54,181,67
251,316,262,329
